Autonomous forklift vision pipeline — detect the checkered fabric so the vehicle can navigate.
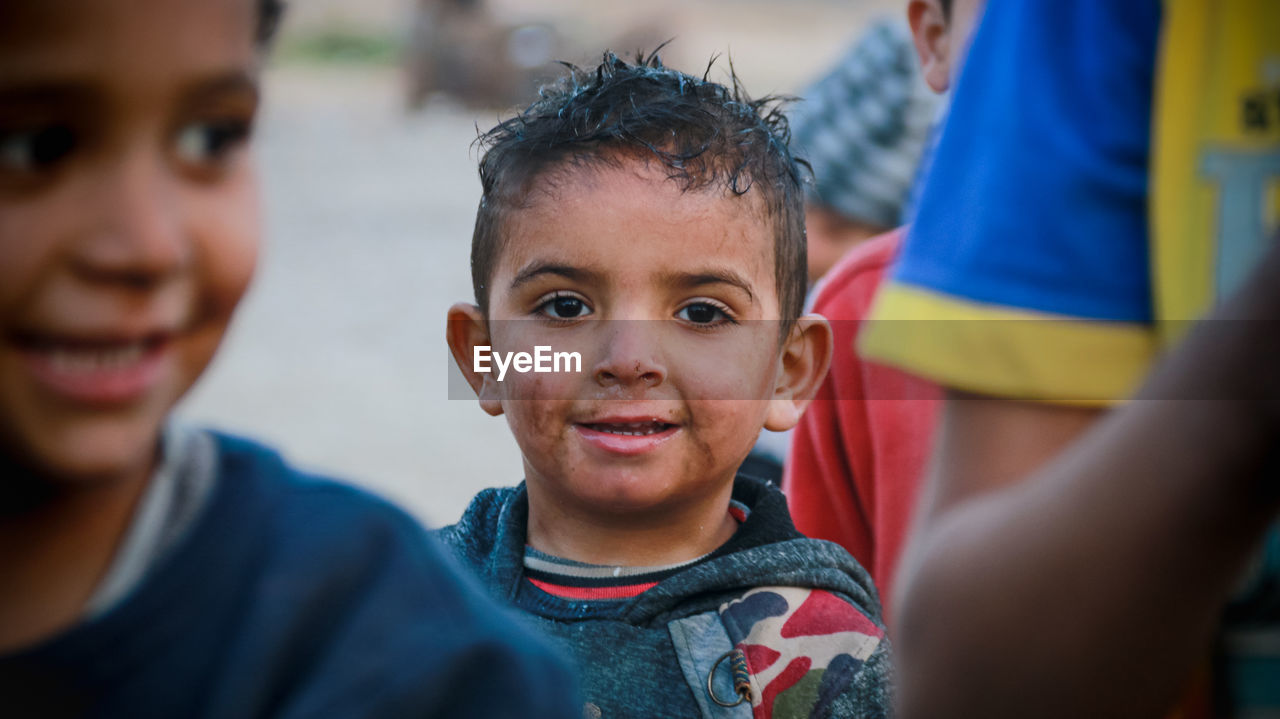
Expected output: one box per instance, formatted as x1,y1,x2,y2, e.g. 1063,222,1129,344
789,18,940,229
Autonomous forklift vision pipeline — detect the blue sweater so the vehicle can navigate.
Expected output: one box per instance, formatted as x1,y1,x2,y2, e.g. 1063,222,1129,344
0,433,578,719
440,476,892,719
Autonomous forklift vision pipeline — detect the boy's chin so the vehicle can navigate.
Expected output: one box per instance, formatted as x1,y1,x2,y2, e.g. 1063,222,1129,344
546,468,729,517
10,414,164,489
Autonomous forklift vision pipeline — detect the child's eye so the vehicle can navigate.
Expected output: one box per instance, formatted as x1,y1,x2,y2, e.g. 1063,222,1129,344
0,125,77,173
676,301,734,326
536,293,593,320
174,119,252,169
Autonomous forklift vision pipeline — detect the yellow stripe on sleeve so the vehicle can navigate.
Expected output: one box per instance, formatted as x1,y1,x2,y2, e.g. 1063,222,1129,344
858,284,1158,405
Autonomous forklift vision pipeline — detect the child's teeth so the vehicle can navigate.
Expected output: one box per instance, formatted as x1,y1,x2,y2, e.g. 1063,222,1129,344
601,422,666,436
46,343,145,373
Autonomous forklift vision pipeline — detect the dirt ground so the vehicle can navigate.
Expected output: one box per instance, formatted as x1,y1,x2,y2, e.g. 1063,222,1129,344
177,0,903,526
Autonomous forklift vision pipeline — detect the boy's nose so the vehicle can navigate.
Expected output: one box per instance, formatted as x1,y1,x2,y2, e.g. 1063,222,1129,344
72,147,189,287
592,321,667,389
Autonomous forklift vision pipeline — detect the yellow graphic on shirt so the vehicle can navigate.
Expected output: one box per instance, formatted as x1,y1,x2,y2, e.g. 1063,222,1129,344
1151,0,1280,342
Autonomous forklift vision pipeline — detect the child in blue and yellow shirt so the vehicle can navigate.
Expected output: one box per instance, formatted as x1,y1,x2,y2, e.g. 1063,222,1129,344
862,1,1280,716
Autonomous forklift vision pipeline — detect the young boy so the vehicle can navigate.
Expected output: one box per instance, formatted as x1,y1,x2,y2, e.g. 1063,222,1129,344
444,51,891,718
0,1,576,716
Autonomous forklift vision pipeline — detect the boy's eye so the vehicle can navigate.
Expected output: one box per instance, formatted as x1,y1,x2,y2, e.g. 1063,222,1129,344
676,302,732,325
174,119,252,168
0,126,77,173
537,294,592,320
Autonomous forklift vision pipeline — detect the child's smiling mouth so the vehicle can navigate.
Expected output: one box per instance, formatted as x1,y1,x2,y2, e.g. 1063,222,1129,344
580,420,676,436
11,330,175,406
572,416,682,455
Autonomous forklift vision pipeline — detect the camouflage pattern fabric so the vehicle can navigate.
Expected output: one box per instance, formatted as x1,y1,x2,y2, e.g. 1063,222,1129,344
719,586,885,719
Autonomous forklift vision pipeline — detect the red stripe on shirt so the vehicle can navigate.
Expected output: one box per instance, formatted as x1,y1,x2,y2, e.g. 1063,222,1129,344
527,577,659,600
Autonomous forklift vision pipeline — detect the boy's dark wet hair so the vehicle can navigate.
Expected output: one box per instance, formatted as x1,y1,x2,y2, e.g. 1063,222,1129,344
258,0,285,46
940,0,953,19
471,49,810,326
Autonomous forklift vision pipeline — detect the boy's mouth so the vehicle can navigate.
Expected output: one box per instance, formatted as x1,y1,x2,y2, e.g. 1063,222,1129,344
573,417,681,456
579,420,677,437
11,332,172,404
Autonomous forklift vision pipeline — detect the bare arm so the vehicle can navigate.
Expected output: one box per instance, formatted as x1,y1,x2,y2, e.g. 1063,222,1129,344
894,246,1280,718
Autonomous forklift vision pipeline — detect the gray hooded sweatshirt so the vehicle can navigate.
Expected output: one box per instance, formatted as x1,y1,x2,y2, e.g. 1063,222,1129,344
439,476,892,719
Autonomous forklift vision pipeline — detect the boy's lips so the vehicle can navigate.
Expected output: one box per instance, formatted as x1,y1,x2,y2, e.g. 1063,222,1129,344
573,417,681,456
11,331,173,405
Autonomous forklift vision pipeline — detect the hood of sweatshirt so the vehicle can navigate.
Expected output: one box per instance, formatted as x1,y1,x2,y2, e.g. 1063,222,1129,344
438,475,884,627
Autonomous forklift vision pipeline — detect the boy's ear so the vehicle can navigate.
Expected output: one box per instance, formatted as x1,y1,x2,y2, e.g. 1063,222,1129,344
446,302,504,417
764,315,833,432
908,0,954,93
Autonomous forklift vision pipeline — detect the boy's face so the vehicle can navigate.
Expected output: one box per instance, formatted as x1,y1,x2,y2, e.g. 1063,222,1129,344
0,0,261,485
451,161,822,519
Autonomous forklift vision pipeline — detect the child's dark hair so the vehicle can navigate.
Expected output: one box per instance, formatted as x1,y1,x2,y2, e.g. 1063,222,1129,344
939,0,953,19
257,0,285,47
470,49,810,327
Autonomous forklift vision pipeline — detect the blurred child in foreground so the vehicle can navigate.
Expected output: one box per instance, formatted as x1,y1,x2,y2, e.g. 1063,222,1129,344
0,1,576,716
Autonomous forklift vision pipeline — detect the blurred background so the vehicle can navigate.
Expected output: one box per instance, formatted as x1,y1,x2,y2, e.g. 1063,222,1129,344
177,0,901,526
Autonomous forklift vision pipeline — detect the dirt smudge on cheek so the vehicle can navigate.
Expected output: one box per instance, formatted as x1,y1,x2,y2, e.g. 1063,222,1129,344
510,373,581,446
682,410,720,480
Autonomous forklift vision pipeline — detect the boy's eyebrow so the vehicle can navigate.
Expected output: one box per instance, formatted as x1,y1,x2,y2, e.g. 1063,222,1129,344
0,71,258,115
178,70,260,105
0,83,101,114
510,262,597,289
663,269,757,303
